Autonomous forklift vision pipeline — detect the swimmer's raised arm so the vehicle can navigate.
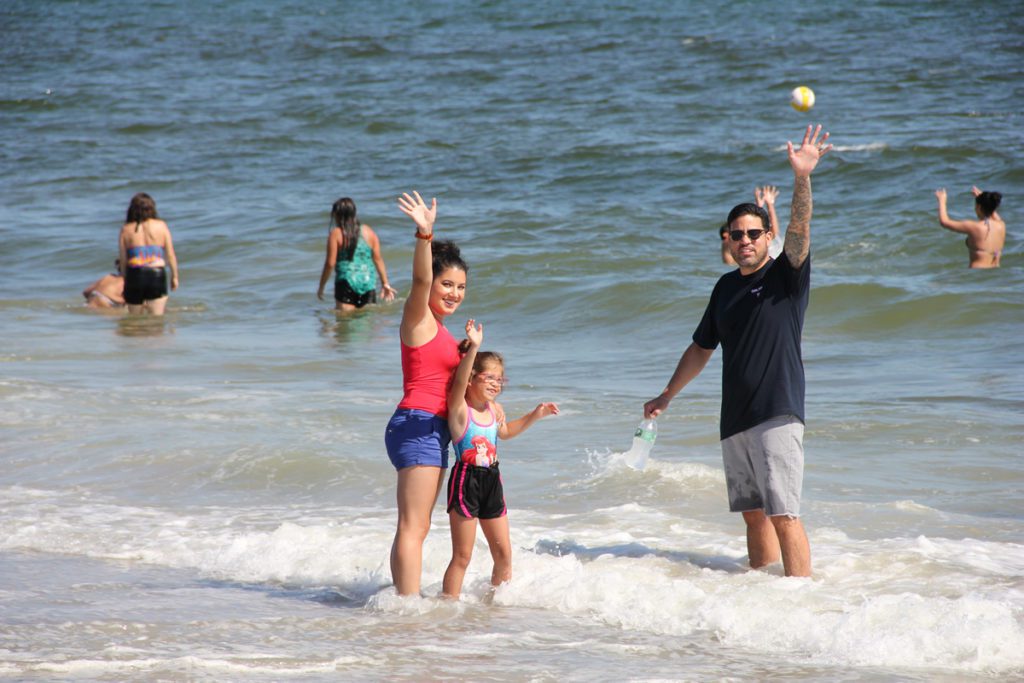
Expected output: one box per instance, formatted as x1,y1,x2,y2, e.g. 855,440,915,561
756,185,780,236
935,188,982,235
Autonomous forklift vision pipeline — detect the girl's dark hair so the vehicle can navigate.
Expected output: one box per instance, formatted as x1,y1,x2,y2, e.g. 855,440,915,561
975,191,1002,218
432,239,469,279
473,351,504,375
126,193,158,230
331,197,360,261
725,202,770,231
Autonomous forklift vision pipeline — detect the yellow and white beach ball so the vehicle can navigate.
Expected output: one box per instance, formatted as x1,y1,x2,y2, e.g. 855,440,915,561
790,86,815,112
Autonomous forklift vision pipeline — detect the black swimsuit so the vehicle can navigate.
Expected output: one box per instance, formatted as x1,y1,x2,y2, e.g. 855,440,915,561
123,267,168,304
123,244,168,304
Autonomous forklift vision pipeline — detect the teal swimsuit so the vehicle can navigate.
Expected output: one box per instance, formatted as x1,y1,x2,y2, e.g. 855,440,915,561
335,235,376,295
334,229,377,307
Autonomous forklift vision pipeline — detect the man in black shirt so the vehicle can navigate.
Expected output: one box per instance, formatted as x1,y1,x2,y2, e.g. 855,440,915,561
644,125,832,577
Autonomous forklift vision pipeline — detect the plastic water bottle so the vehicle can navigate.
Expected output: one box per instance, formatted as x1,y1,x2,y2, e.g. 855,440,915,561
625,417,657,470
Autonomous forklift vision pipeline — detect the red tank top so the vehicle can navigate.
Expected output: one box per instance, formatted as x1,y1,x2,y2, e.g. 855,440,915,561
397,323,461,417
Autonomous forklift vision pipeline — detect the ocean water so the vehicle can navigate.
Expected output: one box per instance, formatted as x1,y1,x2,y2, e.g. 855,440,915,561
2,0,1023,680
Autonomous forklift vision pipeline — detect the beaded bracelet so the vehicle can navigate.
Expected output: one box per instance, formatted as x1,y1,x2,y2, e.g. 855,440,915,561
415,230,433,241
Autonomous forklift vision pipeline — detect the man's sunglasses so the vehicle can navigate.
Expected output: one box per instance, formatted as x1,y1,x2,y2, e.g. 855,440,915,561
729,229,766,242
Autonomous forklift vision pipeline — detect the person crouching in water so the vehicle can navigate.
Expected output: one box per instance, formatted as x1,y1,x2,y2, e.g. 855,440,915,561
83,259,126,309
442,319,558,599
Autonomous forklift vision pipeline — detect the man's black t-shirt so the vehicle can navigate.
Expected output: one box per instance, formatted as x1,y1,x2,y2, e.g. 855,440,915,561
692,252,810,440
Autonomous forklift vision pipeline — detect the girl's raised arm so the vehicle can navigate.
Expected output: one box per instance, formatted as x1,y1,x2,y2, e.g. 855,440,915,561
446,319,482,439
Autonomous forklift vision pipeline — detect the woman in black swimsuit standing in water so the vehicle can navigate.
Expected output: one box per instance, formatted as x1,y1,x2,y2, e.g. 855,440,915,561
118,193,180,315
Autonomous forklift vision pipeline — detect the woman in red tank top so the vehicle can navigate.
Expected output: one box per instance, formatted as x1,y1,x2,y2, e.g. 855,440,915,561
384,191,469,596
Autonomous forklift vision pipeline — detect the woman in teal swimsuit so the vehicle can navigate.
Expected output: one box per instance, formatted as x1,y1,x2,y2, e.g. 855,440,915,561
317,197,397,311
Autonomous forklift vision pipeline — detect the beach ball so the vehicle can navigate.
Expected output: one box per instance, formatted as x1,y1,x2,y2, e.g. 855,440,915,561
790,86,815,112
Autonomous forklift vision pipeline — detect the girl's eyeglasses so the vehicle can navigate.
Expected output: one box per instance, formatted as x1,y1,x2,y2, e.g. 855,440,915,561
476,373,509,386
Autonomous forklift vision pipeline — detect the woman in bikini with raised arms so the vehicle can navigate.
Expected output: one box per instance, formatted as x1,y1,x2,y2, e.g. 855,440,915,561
935,185,1005,268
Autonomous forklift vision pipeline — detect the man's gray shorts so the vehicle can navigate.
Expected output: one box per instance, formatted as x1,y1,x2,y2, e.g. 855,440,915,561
720,415,804,517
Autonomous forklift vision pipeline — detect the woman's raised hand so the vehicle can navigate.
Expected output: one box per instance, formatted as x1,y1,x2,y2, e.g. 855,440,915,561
397,191,437,234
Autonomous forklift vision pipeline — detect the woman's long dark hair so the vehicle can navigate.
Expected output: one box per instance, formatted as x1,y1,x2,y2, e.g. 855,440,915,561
126,193,158,232
331,197,360,260
976,191,1002,218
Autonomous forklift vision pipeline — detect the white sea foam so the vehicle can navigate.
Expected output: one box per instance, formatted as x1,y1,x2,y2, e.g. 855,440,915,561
0,486,394,594
497,547,1024,672
580,448,725,486
22,655,355,676
9,485,1022,672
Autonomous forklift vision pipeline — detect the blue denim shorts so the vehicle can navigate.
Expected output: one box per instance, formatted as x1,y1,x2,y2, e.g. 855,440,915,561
385,408,451,470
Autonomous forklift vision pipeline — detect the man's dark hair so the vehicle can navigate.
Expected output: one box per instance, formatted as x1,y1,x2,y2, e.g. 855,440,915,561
726,203,770,231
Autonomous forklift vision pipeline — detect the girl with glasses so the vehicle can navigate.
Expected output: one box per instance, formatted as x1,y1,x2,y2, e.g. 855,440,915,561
441,319,559,599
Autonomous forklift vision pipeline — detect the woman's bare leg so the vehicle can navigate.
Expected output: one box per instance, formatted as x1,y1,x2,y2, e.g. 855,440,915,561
390,465,445,595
